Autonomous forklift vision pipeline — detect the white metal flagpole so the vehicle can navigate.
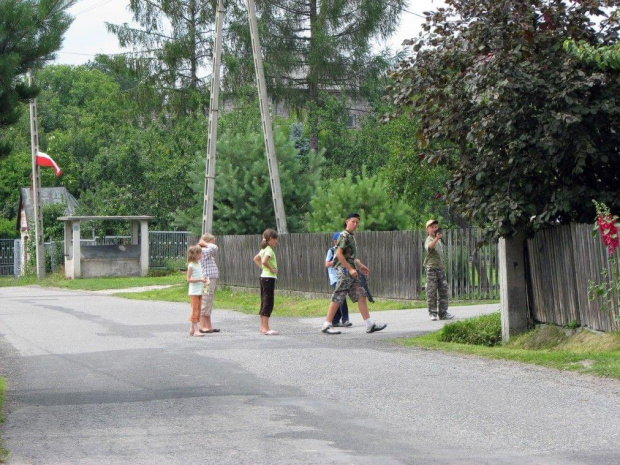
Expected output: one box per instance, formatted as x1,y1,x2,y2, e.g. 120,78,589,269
28,71,46,278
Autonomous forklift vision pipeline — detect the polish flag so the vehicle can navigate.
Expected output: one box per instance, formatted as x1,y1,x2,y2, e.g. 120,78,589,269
36,151,62,177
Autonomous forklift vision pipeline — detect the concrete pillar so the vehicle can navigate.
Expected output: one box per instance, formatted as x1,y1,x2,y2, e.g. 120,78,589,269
63,222,71,259
140,220,149,276
72,221,81,278
131,221,139,245
499,233,529,341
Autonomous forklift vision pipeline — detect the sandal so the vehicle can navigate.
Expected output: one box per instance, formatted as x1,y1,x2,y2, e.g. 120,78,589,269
260,330,280,335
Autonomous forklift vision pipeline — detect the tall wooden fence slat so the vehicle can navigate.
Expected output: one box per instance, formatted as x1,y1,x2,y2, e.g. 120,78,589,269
212,229,499,301
526,224,619,332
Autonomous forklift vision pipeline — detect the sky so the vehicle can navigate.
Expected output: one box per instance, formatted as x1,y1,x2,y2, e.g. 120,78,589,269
55,0,446,65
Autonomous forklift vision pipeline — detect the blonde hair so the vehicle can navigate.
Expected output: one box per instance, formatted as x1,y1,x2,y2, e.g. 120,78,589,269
201,233,215,242
187,245,202,263
260,228,278,249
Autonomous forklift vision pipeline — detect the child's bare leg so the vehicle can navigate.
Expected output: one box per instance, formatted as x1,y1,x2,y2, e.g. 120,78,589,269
357,296,370,320
260,315,270,333
325,301,340,324
199,315,212,331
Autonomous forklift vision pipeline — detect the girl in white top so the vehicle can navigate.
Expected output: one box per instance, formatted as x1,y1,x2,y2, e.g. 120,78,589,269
187,245,207,337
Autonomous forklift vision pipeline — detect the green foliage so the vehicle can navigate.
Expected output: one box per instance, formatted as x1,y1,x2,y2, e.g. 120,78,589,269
41,201,66,242
0,218,17,239
305,167,414,232
0,0,75,158
15,65,204,231
175,112,323,235
106,0,216,114
377,113,449,227
228,0,405,150
564,38,620,70
437,313,502,347
388,0,620,239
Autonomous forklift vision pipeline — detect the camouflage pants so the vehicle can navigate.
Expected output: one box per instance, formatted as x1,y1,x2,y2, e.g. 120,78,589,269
426,267,448,317
331,269,366,305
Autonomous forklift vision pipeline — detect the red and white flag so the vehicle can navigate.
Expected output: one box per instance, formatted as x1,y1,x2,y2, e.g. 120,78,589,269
36,151,62,177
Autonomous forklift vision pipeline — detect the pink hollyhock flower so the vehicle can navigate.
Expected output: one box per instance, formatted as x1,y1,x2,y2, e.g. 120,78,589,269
597,214,619,256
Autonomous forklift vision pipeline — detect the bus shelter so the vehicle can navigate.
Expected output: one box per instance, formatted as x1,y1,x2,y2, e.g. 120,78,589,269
58,215,153,279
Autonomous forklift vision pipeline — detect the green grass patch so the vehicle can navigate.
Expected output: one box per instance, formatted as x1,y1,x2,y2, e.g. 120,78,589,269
117,285,430,317
399,314,620,380
437,312,502,346
0,377,8,462
0,272,183,290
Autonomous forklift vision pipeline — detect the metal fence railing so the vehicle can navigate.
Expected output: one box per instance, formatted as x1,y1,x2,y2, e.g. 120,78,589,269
0,238,15,276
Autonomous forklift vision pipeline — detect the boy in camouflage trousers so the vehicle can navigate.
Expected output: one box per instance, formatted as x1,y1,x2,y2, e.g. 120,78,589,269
424,219,454,321
321,212,387,335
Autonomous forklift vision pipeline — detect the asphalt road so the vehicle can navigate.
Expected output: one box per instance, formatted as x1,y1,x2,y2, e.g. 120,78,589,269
0,286,619,464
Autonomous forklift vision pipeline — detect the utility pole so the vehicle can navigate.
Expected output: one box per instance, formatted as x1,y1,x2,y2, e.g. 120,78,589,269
246,0,288,233
202,0,225,235
28,71,46,278
202,0,289,234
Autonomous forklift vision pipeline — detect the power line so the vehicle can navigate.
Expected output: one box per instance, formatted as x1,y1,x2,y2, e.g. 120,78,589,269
403,8,427,20
73,0,117,17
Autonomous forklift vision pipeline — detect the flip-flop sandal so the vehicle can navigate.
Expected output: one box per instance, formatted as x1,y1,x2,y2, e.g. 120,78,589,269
199,329,221,333
261,330,279,335
193,332,204,337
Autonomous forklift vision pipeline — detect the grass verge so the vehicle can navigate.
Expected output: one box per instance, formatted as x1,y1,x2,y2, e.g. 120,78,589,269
0,273,182,290
398,313,620,380
116,285,428,317
1,273,496,318
0,377,8,462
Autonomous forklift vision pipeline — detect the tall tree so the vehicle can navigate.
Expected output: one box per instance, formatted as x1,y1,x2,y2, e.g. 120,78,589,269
106,0,220,114
0,0,75,157
175,108,323,234
228,0,405,151
388,0,620,239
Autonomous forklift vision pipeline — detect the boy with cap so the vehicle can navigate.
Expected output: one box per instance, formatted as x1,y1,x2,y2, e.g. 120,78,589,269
321,213,387,335
325,232,351,327
424,219,454,321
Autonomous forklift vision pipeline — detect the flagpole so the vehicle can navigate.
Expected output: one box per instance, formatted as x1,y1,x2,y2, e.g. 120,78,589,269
28,71,46,278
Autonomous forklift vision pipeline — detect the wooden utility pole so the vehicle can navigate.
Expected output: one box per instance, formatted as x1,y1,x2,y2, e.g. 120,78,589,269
28,72,46,278
202,0,288,234
246,0,288,234
202,0,225,235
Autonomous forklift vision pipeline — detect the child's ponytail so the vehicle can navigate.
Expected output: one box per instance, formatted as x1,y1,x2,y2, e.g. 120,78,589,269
261,228,278,249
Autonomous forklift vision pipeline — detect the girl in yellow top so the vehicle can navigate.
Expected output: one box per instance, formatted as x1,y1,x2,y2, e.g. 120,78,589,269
252,228,279,335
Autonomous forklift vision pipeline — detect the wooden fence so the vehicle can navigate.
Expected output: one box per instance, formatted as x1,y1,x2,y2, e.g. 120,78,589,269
526,224,619,332
215,229,499,300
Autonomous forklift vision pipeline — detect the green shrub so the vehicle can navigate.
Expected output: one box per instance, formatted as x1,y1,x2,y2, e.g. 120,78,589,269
438,312,502,347
0,218,18,239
